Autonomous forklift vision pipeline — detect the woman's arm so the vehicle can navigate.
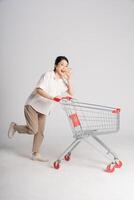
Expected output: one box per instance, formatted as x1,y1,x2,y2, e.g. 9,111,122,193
66,79,74,96
62,68,74,96
36,88,62,101
36,88,54,100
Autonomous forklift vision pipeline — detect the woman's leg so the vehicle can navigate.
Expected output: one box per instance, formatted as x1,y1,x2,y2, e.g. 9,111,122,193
8,105,38,138
16,105,38,135
32,113,48,161
32,113,46,153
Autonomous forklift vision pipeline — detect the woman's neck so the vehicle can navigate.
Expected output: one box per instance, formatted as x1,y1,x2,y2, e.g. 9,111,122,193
54,71,62,80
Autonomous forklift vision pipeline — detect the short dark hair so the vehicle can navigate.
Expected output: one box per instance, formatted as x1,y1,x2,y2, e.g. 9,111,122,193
54,56,69,71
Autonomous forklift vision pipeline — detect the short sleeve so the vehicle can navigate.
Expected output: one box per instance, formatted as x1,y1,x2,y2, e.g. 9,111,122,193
36,72,50,90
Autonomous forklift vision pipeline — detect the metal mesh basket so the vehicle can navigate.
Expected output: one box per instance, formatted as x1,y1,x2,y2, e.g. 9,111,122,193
61,99,120,138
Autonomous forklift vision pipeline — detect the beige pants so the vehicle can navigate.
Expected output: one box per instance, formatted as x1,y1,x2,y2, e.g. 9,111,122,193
15,105,46,153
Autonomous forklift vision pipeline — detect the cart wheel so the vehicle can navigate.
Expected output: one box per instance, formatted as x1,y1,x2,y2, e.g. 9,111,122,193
64,154,71,161
114,160,123,168
105,164,115,173
53,161,60,169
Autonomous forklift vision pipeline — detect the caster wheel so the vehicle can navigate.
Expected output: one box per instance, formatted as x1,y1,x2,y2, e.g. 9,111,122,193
53,161,60,169
115,160,123,168
105,163,115,173
64,154,71,161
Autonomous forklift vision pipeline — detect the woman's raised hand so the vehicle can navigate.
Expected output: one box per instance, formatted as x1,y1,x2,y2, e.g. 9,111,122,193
61,67,72,81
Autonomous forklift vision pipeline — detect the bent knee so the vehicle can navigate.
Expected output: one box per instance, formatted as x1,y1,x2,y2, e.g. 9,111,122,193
28,126,38,135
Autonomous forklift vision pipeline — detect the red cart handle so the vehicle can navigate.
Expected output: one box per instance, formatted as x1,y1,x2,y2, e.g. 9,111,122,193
112,108,121,113
53,96,72,102
62,96,72,101
53,97,62,102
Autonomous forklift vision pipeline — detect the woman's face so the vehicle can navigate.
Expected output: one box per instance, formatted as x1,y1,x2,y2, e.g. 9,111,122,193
55,59,68,76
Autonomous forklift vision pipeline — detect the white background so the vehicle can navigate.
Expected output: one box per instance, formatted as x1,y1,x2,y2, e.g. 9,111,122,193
0,0,134,200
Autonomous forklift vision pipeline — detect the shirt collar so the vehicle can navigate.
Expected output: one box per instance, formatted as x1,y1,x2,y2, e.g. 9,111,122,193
53,71,62,81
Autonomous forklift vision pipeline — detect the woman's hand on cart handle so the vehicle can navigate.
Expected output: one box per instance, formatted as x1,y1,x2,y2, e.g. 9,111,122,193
53,96,73,102
53,96,62,102
62,96,72,101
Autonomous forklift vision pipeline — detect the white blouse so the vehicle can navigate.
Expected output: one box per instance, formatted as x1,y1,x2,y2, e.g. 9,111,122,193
25,71,68,115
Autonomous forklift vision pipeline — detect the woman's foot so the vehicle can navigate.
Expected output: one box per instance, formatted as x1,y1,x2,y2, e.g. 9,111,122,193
8,122,17,138
31,153,49,162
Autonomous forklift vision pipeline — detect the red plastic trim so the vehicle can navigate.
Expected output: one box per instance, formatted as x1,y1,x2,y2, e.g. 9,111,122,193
69,113,81,127
112,108,121,113
53,97,61,102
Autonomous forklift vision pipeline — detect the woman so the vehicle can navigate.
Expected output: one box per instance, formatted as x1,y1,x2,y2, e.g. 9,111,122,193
8,56,73,161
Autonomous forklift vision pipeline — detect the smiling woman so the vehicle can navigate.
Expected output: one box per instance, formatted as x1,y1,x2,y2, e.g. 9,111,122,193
54,56,69,71
8,56,74,162
53,56,73,97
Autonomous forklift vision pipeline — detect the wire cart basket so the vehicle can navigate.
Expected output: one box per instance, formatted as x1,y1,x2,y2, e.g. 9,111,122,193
53,97,122,173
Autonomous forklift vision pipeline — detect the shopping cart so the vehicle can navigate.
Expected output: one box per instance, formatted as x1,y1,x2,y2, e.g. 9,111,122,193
53,97,122,173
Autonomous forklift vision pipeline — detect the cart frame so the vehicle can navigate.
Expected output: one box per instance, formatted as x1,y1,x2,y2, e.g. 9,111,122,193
53,98,122,173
